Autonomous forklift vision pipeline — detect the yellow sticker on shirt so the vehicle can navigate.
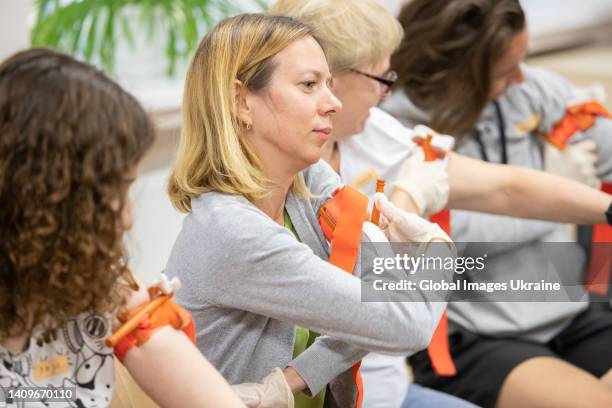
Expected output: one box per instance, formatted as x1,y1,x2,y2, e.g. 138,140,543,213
32,355,69,381
514,113,541,135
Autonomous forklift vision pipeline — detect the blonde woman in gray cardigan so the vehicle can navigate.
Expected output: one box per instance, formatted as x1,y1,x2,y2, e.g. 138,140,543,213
164,14,453,408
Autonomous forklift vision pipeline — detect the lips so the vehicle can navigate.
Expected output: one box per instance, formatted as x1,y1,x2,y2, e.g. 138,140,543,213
314,127,332,135
314,127,332,142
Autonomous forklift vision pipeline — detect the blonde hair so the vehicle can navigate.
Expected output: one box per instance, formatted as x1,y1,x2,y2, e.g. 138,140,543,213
270,0,403,72
168,14,318,212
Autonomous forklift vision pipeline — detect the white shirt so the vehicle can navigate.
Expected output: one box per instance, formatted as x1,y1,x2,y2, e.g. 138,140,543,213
339,107,419,408
339,107,418,199
0,313,114,407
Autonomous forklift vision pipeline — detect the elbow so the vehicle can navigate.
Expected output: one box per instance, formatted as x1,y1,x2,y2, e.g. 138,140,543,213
492,170,518,213
409,312,438,351
380,312,437,354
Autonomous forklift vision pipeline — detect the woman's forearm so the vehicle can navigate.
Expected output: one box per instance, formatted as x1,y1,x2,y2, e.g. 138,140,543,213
447,152,611,224
123,327,246,408
503,167,609,224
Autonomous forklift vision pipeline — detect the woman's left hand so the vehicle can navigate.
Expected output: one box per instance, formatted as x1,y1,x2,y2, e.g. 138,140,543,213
544,139,600,188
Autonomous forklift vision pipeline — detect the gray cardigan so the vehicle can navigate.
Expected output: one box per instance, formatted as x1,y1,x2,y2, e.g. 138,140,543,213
166,160,445,407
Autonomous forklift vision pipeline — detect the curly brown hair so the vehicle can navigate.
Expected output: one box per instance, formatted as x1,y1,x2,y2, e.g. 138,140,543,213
392,0,525,138
0,48,154,340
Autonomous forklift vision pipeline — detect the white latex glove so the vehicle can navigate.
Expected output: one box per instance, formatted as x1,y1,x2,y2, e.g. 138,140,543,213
567,84,606,106
544,139,600,189
231,368,294,408
390,147,449,217
374,193,452,244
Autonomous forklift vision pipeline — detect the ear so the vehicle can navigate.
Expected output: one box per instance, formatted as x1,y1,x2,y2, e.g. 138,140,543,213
234,79,253,128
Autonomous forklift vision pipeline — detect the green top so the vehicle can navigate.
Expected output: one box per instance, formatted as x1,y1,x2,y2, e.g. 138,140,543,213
284,210,327,408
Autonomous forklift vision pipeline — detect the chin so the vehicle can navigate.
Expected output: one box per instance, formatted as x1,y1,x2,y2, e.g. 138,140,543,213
353,121,367,136
306,154,322,166
295,153,321,171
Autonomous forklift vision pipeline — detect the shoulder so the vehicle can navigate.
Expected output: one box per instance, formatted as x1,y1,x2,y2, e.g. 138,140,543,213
339,107,416,167
338,108,417,190
379,89,427,128
178,192,277,252
362,107,415,146
502,65,574,112
166,192,298,299
502,65,575,132
167,192,274,272
517,65,573,101
302,159,342,198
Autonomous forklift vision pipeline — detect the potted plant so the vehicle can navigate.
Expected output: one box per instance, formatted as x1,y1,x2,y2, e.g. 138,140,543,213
31,0,268,76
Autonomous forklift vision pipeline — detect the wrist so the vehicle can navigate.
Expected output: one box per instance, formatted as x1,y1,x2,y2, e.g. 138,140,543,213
282,366,307,393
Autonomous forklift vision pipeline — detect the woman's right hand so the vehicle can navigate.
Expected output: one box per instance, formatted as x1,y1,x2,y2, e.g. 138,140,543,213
374,193,452,243
231,368,294,408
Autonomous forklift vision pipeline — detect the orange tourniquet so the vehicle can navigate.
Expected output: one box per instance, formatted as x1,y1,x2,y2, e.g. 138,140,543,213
415,135,456,377
112,287,196,362
586,182,612,295
319,186,370,408
547,101,612,296
548,102,612,150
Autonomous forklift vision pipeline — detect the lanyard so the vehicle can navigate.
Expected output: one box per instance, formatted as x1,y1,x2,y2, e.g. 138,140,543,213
473,101,508,164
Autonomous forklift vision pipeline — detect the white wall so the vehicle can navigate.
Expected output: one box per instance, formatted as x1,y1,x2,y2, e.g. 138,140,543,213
0,1,30,61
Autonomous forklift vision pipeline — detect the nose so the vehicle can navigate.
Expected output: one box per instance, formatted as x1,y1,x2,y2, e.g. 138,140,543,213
379,87,392,103
321,86,342,116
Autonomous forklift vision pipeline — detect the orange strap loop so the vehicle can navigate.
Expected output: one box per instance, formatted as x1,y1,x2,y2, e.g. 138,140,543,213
586,183,612,295
548,101,612,150
320,186,370,272
414,131,457,376
319,186,370,408
109,287,196,362
414,134,447,162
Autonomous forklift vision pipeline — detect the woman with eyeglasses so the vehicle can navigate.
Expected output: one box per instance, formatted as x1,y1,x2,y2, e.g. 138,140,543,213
270,0,612,407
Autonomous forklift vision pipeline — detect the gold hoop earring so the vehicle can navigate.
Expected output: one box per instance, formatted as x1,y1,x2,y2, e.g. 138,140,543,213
246,123,252,130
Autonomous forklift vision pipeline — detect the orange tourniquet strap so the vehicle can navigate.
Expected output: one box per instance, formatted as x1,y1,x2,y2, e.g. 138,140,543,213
320,186,369,408
352,361,364,408
429,210,451,235
114,295,195,362
586,182,612,295
426,210,456,376
327,187,370,273
548,102,612,150
421,139,457,376
414,134,447,161
427,313,456,376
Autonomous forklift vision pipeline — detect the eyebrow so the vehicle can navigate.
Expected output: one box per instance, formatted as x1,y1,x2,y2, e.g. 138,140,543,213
297,69,328,79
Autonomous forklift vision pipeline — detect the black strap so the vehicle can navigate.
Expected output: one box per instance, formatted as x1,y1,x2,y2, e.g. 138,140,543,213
473,129,489,162
473,100,508,164
493,101,508,165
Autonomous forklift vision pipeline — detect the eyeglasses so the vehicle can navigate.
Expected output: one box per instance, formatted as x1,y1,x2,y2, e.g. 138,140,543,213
349,68,398,94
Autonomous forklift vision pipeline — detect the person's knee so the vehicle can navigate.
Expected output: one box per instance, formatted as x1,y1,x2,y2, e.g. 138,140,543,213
497,357,612,408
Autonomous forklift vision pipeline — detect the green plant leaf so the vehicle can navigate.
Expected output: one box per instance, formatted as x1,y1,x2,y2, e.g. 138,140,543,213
31,0,251,76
